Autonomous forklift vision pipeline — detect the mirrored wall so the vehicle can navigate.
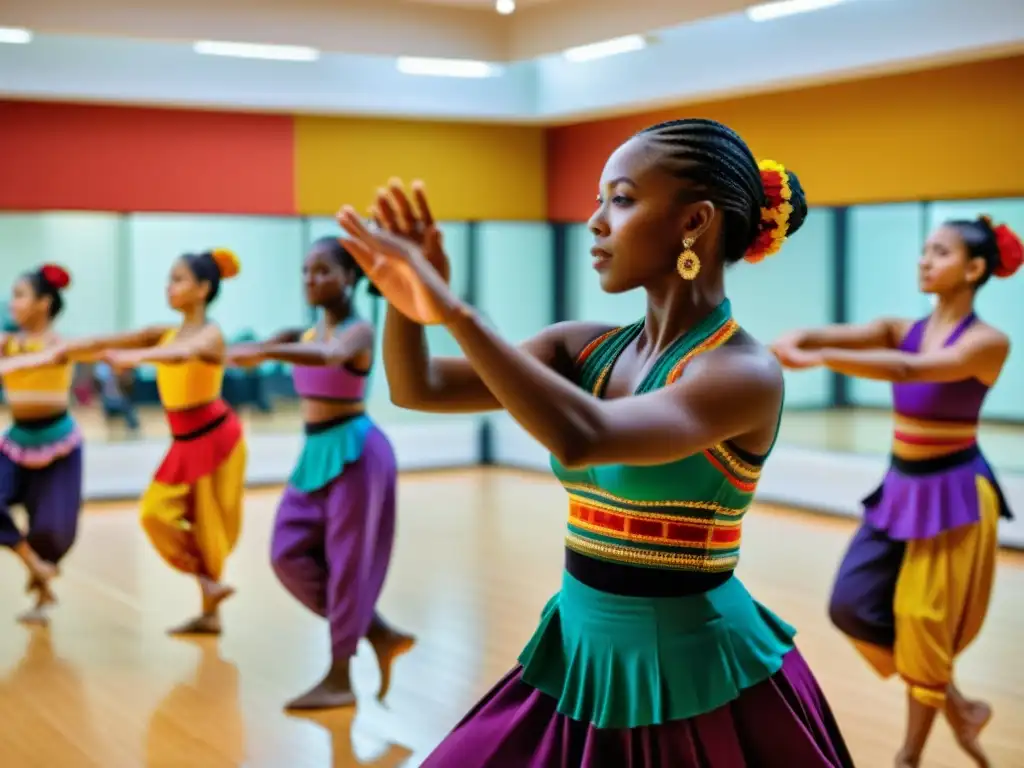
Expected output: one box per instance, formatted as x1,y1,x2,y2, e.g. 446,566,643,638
1,199,1021,474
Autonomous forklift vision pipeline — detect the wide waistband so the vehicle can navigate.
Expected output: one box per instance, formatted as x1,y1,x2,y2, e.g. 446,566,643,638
892,414,978,460
166,399,232,440
565,496,743,573
889,443,981,476
11,411,70,431
303,411,367,435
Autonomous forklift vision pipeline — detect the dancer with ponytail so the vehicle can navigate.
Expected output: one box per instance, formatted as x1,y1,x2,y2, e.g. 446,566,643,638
773,216,1021,768
0,264,81,624
336,121,853,766
48,249,247,635
228,236,413,710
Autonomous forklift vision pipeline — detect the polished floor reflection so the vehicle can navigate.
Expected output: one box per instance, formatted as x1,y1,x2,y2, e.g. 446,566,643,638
0,470,1022,767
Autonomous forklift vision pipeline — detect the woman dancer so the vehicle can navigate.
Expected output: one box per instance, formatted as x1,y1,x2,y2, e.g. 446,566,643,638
0,264,81,624
336,119,853,766
53,249,246,635
228,236,413,710
773,216,1021,768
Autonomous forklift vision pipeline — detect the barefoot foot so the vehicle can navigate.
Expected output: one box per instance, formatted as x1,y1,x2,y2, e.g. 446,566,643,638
367,624,416,701
894,749,919,768
167,614,222,636
947,699,992,767
284,676,357,711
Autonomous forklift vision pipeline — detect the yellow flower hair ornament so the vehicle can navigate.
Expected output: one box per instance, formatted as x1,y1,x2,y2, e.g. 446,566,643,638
210,248,241,279
744,159,793,264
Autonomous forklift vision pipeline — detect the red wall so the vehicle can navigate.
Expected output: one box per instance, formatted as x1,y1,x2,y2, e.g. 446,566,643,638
0,101,295,214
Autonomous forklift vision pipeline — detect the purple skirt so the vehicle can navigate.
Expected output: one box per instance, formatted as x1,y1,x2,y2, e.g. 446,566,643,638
421,651,853,768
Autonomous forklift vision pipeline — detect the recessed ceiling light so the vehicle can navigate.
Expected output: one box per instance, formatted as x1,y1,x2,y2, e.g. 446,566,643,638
0,27,33,44
193,40,320,61
746,0,848,22
496,0,516,14
396,57,501,78
562,35,646,63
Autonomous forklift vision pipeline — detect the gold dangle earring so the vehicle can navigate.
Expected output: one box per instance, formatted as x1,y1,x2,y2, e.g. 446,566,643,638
677,237,700,280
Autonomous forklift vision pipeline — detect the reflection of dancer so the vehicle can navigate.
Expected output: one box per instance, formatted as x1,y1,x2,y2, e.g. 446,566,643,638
773,216,1021,768
337,120,852,766
51,249,246,635
0,264,82,625
229,237,413,711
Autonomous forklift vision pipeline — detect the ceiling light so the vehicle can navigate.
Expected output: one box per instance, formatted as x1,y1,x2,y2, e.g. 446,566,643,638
746,0,848,22
495,0,516,14
562,35,646,63
193,40,320,61
396,57,500,78
0,27,32,44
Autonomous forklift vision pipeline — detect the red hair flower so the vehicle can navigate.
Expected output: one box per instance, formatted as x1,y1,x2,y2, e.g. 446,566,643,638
992,223,1023,278
40,264,71,290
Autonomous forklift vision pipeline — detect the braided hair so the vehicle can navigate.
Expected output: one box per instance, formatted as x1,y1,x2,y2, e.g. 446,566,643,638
637,118,808,263
311,236,381,296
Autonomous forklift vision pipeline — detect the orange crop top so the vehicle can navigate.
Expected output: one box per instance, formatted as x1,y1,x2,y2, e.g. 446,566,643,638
154,329,224,410
1,336,73,407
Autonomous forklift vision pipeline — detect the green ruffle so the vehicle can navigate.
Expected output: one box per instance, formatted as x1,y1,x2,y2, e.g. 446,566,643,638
518,571,796,729
289,415,373,493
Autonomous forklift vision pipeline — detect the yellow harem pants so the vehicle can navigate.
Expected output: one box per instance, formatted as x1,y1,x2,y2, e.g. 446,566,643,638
139,441,247,582
830,476,999,709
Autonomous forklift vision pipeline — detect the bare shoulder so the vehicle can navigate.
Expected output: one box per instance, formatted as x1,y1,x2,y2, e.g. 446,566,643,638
970,321,1010,348
685,328,784,399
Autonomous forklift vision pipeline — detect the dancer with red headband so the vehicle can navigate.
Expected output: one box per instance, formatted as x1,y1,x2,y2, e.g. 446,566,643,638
336,117,853,767
774,216,1022,768
0,264,81,625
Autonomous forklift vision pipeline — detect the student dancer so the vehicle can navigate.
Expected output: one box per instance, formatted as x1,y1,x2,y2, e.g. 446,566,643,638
55,249,246,635
336,119,854,766
773,216,1021,768
0,264,81,625
227,236,413,710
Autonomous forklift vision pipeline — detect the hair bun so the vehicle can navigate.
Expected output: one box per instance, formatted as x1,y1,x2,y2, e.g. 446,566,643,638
991,222,1023,278
39,263,71,290
743,159,794,264
210,248,240,279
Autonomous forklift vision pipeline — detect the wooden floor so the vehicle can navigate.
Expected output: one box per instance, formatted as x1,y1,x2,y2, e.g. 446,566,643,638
1,469,1022,768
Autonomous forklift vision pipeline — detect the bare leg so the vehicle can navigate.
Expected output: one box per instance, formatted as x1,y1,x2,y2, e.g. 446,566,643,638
167,575,235,636
945,682,991,767
367,613,416,701
895,692,939,767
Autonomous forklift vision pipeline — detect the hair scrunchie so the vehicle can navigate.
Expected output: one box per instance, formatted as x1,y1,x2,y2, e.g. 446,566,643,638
744,159,794,264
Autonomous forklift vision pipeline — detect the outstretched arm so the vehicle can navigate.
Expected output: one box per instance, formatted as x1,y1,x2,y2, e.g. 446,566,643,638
114,324,225,366
61,326,172,362
776,318,910,352
818,329,1009,385
257,321,374,367
444,304,782,469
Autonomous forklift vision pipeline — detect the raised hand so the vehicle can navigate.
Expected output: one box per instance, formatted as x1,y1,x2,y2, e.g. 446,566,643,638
226,344,266,369
370,180,450,284
771,343,823,370
336,188,461,326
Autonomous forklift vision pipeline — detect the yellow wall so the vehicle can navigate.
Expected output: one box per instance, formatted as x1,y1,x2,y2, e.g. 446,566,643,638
294,116,547,220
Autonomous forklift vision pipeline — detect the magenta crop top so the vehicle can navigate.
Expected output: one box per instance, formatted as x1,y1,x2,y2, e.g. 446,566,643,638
291,326,369,402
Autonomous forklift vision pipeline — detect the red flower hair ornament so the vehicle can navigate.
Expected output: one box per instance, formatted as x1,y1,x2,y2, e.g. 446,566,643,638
39,264,72,290
991,222,1023,279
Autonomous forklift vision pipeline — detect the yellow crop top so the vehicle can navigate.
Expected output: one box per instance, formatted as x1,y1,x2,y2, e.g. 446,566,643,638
154,329,224,410
1,336,73,407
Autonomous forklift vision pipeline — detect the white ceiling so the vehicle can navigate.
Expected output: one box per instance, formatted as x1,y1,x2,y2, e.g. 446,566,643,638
1,0,1022,122
0,0,755,60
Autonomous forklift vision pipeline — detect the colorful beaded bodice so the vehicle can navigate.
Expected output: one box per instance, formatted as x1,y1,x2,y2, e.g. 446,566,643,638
550,300,776,574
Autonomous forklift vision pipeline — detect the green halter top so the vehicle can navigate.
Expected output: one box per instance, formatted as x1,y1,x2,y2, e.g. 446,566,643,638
550,298,774,574
516,299,796,730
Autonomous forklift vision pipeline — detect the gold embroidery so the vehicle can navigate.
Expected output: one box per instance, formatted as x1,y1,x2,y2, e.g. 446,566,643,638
565,533,739,572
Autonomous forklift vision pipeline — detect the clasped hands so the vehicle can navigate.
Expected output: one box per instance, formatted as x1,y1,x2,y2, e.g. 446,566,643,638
335,179,461,327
